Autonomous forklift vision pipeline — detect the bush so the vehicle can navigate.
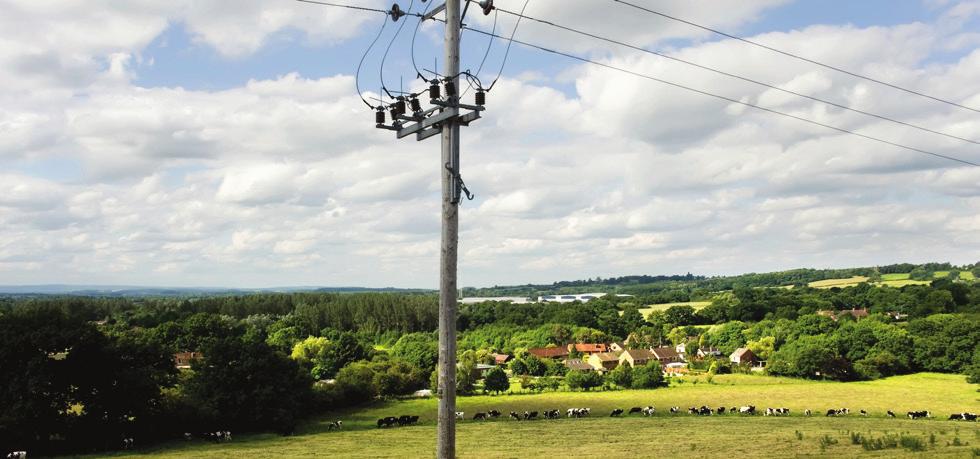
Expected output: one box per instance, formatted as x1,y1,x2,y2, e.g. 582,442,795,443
632,361,667,389
565,370,603,391
483,366,509,394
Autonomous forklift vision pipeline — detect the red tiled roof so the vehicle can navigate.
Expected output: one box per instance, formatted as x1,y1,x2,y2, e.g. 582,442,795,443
528,347,569,358
570,343,608,353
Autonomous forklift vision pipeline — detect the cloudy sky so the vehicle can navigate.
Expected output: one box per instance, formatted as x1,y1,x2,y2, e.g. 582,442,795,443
1,0,979,288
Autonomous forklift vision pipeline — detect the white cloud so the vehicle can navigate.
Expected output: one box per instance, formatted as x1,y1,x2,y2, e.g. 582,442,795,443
0,1,979,287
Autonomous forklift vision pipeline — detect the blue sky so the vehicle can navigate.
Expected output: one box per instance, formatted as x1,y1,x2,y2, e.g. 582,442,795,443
0,0,978,288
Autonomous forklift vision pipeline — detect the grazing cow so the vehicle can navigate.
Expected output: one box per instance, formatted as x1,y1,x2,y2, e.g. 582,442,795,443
887,410,896,418
859,410,868,417
963,413,977,421
455,412,464,421
670,406,680,414
544,409,560,419
628,407,643,415
377,416,398,428
730,407,737,414
327,420,343,430
907,410,929,420
567,407,591,418
765,408,774,416
826,409,837,417
716,407,726,415
488,410,501,418
642,406,656,416
804,409,811,417
698,406,712,416
510,411,521,420
610,408,624,417
184,432,193,440
473,412,487,421
776,408,790,416
6,453,27,459
688,407,698,415
524,411,538,421
122,438,135,449
739,406,756,415
949,413,964,421
408,415,419,425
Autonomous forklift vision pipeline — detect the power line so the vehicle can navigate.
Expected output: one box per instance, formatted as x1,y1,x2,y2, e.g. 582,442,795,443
610,0,980,114
355,15,390,108
294,0,392,15
486,0,529,91
460,25,979,167
380,0,415,97
488,4,979,146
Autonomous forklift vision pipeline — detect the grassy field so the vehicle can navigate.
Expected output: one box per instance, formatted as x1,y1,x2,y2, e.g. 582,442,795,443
88,373,980,459
637,301,712,318
962,271,977,280
881,273,911,281
808,276,870,288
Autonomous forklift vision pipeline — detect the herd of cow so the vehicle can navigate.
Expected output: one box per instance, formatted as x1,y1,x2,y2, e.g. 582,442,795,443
374,406,978,428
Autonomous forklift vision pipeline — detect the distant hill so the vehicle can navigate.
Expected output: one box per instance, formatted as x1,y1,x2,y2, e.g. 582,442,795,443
0,284,432,297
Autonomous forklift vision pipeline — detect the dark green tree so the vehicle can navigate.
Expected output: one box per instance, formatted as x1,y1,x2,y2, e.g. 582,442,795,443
483,367,509,394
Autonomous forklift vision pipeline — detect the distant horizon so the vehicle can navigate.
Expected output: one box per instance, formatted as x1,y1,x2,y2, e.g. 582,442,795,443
1,259,972,293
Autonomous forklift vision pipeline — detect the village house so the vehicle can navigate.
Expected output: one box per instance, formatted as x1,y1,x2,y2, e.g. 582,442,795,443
729,347,758,365
697,347,722,358
564,359,594,372
587,351,621,372
609,341,626,352
817,308,870,321
568,343,608,357
675,343,687,355
491,353,512,365
619,348,656,368
528,346,569,360
651,346,682,364
174,351,203,369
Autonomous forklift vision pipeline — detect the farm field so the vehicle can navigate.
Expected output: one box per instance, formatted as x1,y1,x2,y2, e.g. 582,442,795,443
89,373,979,459
638,301,712,318
808,276,870,288
881,273,911,281
962,271,977,280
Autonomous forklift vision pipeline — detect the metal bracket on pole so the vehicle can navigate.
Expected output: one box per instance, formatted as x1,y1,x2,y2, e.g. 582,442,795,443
423,2,447,20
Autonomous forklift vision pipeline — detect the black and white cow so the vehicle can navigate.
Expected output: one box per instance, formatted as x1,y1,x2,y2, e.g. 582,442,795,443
669,406,680,414
642,406,656,416
610,408,624,417
524,411,538,421
488,410,501,418
122,438,135,449
964,413,978,421
628,407,643,415
739,406,756,415
377,416,398,428
455,412,464,420
804,409,811,417
510,411,521,420
327,420,343,430
907,410,930,419
886,410,896,418
473,412,487,421
6,452,27,459
716,407,726,415
859,410,868,417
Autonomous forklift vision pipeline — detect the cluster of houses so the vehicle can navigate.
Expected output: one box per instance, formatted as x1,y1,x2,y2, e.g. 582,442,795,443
493,341,764,376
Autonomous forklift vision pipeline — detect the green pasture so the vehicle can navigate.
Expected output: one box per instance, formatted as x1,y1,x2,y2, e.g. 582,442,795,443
637,301,712,318
881,273,911,281
808,276,870,289
89,373,979,459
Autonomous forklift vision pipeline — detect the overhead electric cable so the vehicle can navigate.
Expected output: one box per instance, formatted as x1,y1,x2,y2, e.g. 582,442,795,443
461,25,980,167
487,4,979,145
411,0,434,81
295,0,392,15
486,0,529,91
610,0,980,114
380,0,415,98
355,15,390,108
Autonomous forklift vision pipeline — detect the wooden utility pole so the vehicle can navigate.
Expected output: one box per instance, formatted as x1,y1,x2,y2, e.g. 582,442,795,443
373,0,486,455
437,0,461,458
